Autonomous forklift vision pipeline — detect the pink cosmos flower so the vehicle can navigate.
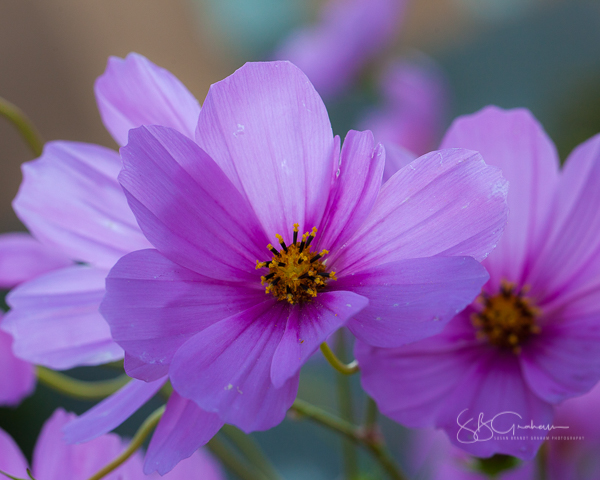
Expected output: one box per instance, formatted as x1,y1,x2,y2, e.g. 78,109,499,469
0,49,205,369
99,59,508,451
274,0,407,98
356,106,600,460
2,53,224,474
0,409,223,480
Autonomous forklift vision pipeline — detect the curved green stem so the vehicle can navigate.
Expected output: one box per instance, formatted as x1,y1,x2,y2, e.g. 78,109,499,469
36,367,130,400
86,405,165,480
207,436,271,480
335,330,359,479
320,341,359,375
290,399,407,480
0,97,43,156
220,425,282,480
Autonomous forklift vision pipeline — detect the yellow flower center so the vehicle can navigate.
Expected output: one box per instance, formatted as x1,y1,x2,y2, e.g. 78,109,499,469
471,280,541,354
256,224,337,305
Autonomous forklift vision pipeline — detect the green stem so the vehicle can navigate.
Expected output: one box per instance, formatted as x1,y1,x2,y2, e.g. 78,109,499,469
36,367,130,400
335,330,359,479
207,436,271,480
86,406,165,480
290,399,407,480
536,442,548,480
220,425,282,480
0,97,43,156
320,341,359,375
364,396,379,433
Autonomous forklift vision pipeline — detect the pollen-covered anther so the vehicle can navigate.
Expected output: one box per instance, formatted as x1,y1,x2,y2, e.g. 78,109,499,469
471,280,541,354
256,225,336,304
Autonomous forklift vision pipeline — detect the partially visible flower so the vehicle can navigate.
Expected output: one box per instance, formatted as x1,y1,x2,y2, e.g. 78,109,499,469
99,59,508,458
274,0,407,98
0,408,224,480
358,57,449,156
0,312,34,406
2,53,223,473
547,382,600,480
0,52,201,370
357,106,600,460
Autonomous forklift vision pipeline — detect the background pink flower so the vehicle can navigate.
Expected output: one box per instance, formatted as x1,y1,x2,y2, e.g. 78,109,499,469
357,106,600,460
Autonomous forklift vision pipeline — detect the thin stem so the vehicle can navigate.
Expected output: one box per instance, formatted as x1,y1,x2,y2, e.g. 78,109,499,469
207,436,271,480
290,399,407,480
364,396,379,433
320,341,359,375
0,97,43,156
86,405,165,480
36,367,130,400
335,330,359,479
536,442,548,480
220,425,282,480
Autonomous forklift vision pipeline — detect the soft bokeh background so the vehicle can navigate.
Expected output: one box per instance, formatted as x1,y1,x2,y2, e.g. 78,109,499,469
1,0,600,478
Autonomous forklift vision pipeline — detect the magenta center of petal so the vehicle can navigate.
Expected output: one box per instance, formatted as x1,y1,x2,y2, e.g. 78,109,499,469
255,224,337,305
471,280,541,354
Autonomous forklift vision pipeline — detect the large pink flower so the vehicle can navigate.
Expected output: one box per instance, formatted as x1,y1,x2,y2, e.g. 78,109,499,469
0,409,223,480
356,106,600,460
100,60,508,442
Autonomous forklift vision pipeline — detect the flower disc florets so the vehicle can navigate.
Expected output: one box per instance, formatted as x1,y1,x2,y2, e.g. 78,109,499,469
256,224,337,305
471,280,541,354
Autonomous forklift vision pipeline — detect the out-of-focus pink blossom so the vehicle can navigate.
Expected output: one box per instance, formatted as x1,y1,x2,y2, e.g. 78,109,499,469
358,57,449,156
274,0,407,98
0,409,224,480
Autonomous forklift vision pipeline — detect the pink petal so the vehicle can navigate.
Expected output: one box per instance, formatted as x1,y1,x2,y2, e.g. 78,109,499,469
336,148,508,274
120,125,269,282
0,427,28,478
63,377,165,444
34,409,140,480
13,141,150,270
381,142,417,182
124,353,169,382
436,352,553,460
2,266,123,369
339,256,489,347
317,130,385,262
520,300,600,404
440,106,560,291
355,319,483,430
164,449,225,480
170,300,299,432
95,53,201,146
274,0,406,97
144,391,223,475
102,249,264,374
195,61,337,239
0,232,71,288
0,328,35,406
270,291,368,388
527,133,600,307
